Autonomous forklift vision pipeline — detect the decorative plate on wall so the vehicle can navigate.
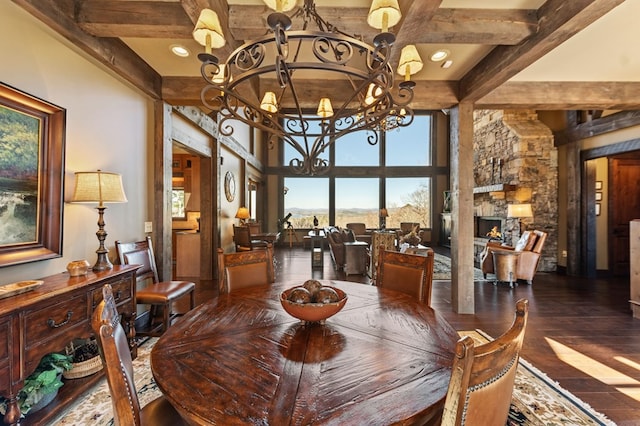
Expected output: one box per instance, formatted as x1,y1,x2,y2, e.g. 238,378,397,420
224,171,235,202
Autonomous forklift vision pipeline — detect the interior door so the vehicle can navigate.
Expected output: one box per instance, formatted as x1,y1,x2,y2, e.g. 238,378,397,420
609,156,640,275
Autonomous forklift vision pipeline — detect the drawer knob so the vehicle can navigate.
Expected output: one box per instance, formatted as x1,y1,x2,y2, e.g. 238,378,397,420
47,310,73,328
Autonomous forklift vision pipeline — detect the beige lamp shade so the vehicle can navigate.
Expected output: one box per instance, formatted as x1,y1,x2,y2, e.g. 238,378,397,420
260,91,279,113
367,0,401,32
507,203,533,218
235,207,250,220
193,9,226,52
379,208,389,217
397,44,423,80
71,171,128,206
263,0,297,12
317,98,334,118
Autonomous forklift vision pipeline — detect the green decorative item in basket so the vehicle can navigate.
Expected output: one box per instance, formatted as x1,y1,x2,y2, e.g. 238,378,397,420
63,338,103,380
0,352,72,417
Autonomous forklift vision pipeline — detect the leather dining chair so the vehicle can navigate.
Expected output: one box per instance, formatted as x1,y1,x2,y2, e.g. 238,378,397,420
441,299,529,426
375,245,435,306
115,236,195,337
217,244,274,294
92,284,187,426
234,224,269,251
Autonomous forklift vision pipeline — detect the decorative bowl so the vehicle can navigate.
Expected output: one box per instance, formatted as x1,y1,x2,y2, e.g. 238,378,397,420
67,259,90,277
280,285,347,323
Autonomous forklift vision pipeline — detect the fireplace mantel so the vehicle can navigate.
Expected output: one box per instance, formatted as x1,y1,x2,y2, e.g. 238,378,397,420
473,184,516,194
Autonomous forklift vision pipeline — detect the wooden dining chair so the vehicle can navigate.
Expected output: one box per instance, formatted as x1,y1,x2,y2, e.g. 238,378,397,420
233,225,268,251
375,245,435,306
115,236,195,337
441,299,529,426
92,284,188,426
217,244,274,294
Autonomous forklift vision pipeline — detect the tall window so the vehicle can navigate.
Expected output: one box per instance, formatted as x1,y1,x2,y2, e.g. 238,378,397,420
335,178,379,227
335,129,379,166
385,178,432,228
283,177,329,228
386,115,431,166
280,113,437,231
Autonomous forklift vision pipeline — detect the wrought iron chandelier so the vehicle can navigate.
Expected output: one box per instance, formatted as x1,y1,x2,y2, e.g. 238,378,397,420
193,0,422,175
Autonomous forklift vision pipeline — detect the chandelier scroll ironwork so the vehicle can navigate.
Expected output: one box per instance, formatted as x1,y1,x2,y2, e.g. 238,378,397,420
195,0,420,175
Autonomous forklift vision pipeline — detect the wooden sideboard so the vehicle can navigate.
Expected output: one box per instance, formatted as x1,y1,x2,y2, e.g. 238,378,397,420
0,265,139,426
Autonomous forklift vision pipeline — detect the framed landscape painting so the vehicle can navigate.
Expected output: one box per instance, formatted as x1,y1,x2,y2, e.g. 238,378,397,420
0,83,65,267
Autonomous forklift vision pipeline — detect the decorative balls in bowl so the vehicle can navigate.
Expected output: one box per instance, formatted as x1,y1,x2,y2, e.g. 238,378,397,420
280,280,347,323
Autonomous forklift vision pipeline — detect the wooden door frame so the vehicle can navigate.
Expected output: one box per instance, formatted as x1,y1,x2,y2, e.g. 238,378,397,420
155,104,219,281
580,137,640,277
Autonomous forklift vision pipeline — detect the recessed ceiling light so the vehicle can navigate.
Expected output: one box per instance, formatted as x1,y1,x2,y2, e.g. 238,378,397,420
430,49,449,62
170,44,190,57
441,60,453,69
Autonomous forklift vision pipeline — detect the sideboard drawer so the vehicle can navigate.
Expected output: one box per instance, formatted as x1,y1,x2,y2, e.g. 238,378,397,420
90,275,133,310
24,293,88,347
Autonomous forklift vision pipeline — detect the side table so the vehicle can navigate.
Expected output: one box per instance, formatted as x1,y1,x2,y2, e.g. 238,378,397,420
310,231,325,269
491,249,522,288
344,241,369,275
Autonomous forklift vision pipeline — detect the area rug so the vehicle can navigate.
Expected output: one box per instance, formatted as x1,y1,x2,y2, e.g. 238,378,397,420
433,252,485,281
51,332,616,426
460,330,616,426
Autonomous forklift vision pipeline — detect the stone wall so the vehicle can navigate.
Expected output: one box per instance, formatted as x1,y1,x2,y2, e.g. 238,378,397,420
473,110,558,272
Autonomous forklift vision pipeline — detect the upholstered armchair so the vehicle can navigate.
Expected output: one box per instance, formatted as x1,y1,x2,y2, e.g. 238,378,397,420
398,222,424,245
346,223,371,244
325,226,356,269
481,230,548,285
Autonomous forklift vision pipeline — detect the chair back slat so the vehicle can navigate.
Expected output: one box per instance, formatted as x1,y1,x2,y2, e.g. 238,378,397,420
218,245,274,294
115,237,160,283
442,299,529,426
92,284,142,426
376,245,434,306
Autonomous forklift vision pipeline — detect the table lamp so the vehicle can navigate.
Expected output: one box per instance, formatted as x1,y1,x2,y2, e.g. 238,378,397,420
379,208,389,229
507,203,533,236
235,206,250,225
71,170,128,271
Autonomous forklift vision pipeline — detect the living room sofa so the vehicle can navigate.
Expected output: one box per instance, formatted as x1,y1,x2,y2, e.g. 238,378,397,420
325,226,357,269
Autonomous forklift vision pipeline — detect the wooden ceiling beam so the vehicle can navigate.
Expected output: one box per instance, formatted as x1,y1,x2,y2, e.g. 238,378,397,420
227,4,536,46
459,0,626,103
11,0,162,100
477,82,640,110
162,77,460,110
76,1,194,38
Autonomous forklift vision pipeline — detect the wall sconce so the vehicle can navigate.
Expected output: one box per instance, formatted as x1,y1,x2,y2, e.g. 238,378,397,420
71,170,127,271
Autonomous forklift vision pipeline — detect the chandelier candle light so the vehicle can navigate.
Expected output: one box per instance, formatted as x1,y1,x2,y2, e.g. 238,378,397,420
193,0,422,176
71,171,127,271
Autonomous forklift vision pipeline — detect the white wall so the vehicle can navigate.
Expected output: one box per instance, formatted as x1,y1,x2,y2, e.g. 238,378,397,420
1,2,152,284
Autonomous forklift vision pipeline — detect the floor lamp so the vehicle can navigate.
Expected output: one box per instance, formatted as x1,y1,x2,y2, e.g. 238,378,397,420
507,203,533,237
71,170,128,271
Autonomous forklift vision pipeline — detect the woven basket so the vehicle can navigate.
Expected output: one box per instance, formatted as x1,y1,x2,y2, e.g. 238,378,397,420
63,356,102,379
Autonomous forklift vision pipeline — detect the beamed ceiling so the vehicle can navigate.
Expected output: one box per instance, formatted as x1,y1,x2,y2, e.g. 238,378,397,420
11,0,640,111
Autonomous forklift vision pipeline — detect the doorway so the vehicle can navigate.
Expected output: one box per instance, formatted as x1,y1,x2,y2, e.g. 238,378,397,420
583,146,640,277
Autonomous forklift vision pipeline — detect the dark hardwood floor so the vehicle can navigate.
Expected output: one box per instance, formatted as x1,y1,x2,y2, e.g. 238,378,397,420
176,246,640,425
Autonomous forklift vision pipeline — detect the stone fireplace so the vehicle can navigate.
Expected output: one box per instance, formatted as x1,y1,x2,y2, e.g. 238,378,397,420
475,216,505,239
472,110,558,272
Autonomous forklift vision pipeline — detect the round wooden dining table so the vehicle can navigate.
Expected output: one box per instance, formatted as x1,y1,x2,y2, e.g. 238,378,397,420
151,280,459,425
